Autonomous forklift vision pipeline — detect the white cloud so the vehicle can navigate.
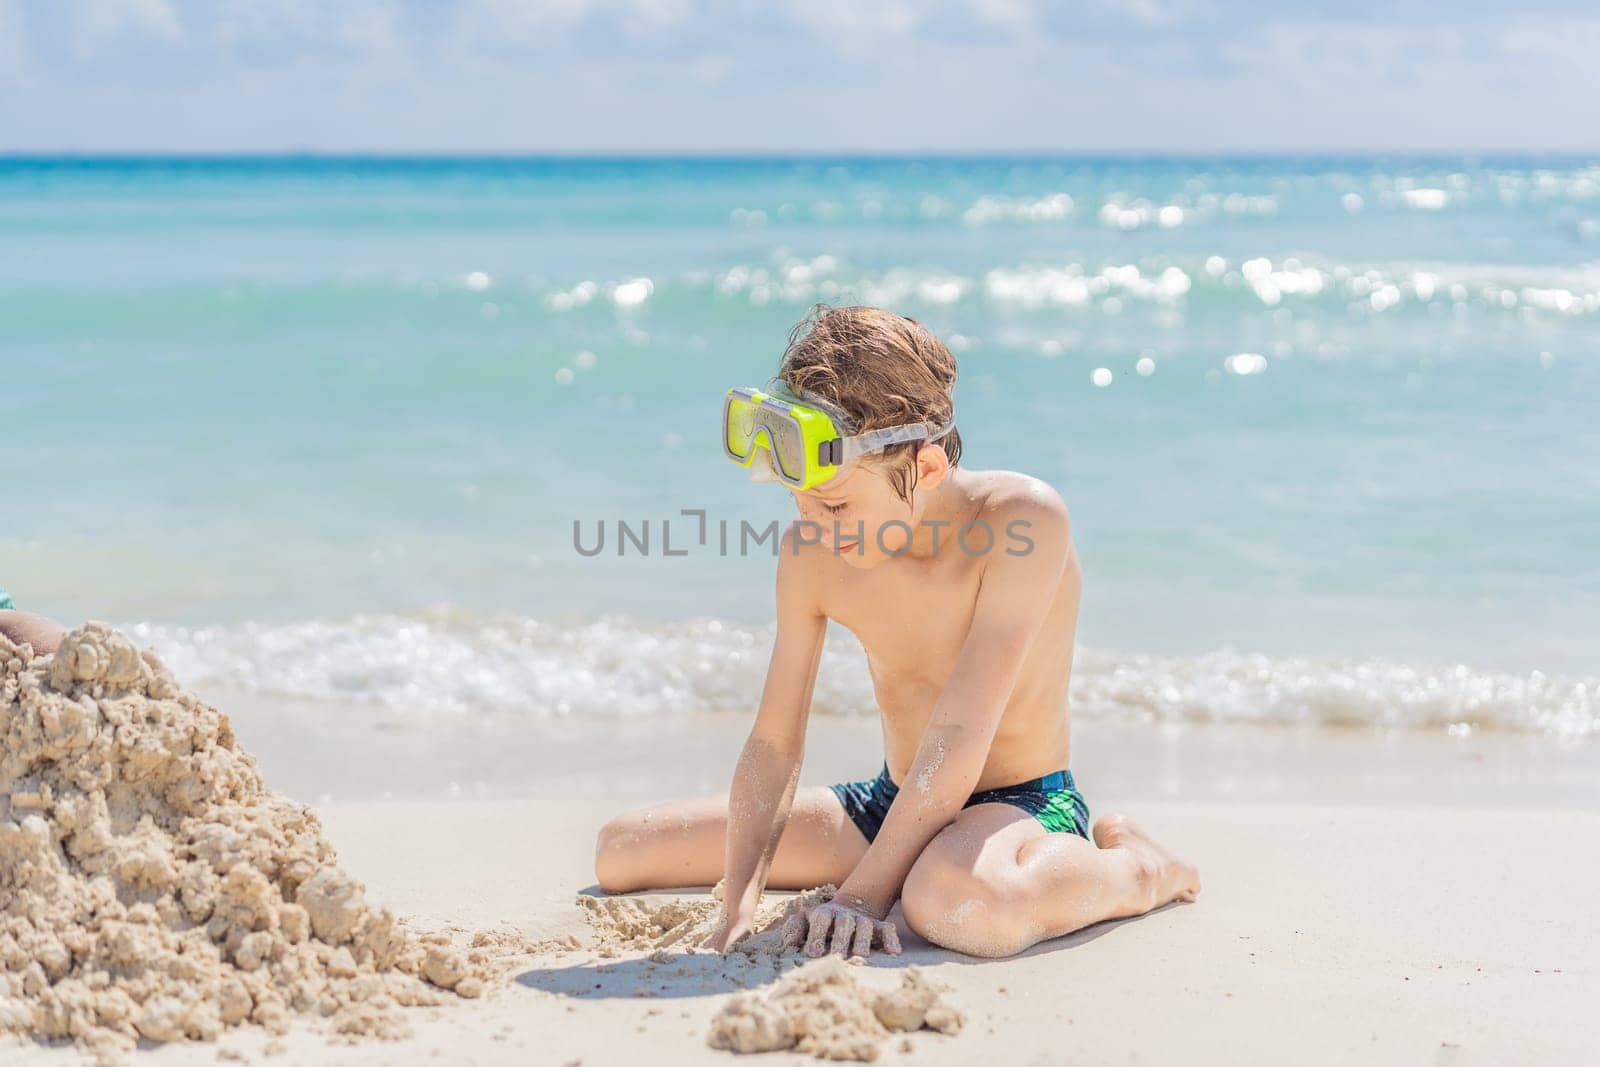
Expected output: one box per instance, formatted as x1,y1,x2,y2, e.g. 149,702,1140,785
77,0,183,45
1503,17,1600,69
780,0,921,42
625,0,693,32
965,0,1038,32
3,3,1595,152
214,0,403,55
461,0,596,40
1218,19,1477,90
0,0,27,82
688,54,733,85
1093,0,1186,30
451,0,691,49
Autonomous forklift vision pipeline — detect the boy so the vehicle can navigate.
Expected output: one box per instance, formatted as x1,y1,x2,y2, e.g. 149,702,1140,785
594,305,1198,959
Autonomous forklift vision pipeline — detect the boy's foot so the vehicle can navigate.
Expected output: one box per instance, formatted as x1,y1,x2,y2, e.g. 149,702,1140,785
1092,813,1202,908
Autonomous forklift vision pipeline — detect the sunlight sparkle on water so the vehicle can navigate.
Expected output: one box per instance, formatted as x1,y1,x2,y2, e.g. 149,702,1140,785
1402,188,1450,211
1224,353,1268,375
612,277,654,307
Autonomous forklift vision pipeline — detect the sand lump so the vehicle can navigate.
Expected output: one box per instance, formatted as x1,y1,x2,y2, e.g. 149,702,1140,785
706,956,964,1060
574,884,963,1061
0,623,489,1059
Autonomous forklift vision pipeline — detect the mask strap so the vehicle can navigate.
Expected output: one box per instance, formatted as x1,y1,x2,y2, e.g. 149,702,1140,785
839,412,955,463
766,375,955,464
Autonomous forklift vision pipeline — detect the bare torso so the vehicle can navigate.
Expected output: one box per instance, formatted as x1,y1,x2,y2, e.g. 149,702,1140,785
596,467,1201,956
815,469,1082,791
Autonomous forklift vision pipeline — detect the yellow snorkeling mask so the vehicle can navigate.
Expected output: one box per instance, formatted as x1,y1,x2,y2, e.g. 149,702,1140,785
722,378,954,491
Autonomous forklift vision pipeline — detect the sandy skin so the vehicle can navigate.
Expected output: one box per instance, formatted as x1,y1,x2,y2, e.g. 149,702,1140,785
596,447,1200,959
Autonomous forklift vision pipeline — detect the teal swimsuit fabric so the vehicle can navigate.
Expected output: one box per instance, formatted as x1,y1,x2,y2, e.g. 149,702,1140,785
0,586,13,611
830,762,1090,843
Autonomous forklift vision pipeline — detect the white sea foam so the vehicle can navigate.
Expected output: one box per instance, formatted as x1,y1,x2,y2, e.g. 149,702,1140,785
129,615,874,723
128,615,1600,740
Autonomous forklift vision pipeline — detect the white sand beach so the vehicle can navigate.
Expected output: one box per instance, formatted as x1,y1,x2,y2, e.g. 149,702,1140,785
11,682,1594,1066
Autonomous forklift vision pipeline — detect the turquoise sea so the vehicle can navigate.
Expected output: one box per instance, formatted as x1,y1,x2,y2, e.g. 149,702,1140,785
2,156,1596,736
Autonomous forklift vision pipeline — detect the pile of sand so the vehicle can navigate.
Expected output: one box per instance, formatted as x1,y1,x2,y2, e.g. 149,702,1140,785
707,956,963,1061
573,884,964,1060
0,623,490,1060
578,881,837,956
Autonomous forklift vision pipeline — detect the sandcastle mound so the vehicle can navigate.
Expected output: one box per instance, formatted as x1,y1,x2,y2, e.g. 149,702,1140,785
0,622,487,1059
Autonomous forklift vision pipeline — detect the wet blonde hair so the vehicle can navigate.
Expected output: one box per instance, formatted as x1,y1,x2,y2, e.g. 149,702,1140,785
778,304,962,503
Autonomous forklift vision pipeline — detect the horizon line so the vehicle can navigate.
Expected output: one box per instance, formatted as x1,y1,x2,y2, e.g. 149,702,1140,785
4,148,1599,162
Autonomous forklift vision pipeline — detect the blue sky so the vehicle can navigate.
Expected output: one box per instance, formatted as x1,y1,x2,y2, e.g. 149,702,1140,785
2,0,1596,153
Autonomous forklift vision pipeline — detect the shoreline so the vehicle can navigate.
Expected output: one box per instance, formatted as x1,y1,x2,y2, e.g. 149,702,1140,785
205,689,1600,813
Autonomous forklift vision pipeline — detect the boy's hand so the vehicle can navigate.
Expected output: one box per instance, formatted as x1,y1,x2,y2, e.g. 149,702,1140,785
700,909,755,954
782,897,902,959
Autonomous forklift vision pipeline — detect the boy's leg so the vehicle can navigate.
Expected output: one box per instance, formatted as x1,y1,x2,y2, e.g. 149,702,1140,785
0,610,67,656
594,785,869,894
899,804,1200,958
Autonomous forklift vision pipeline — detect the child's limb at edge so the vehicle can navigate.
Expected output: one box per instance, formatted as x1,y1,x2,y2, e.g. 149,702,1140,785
705,526,830,949
0,610,67,656
699,736,803,952
591,784,864,896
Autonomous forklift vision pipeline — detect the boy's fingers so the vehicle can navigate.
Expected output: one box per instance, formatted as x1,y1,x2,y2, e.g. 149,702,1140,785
828,913,856,956
804,913,832,957
849,920,874,958
781,914,806,950
876,920,903,956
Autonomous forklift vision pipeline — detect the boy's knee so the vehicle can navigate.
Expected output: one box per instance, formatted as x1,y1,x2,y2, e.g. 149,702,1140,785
901,853,1025,958
898,862,947,944
593,812,647,893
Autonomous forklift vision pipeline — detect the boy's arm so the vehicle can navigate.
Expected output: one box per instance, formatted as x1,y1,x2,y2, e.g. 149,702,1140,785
817,495,1073,941
711,523,827,942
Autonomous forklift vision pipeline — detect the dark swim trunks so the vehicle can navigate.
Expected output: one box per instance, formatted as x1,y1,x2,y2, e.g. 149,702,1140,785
829,762,1090,843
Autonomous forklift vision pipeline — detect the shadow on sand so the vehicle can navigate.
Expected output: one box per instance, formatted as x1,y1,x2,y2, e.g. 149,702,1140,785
514,884,1190,1002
